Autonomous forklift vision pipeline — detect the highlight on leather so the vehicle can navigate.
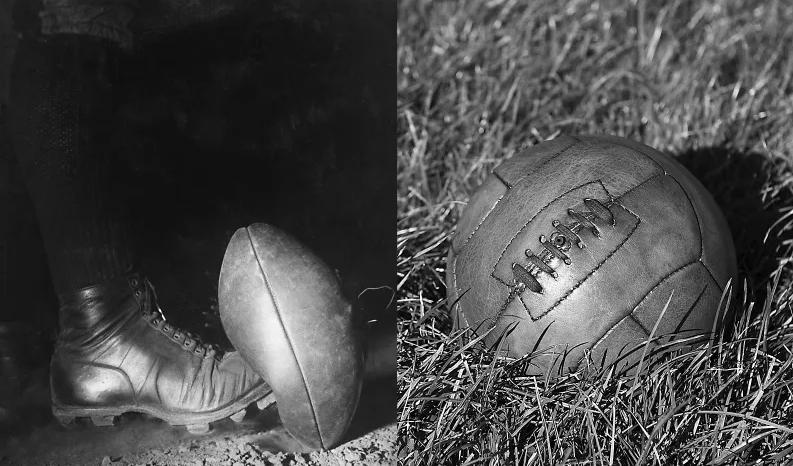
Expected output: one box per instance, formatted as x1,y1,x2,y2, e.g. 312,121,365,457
516,198,618,295
218,223,364,450
448,134,737,375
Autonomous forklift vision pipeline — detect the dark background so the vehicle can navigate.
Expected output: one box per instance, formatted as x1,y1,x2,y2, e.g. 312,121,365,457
0,2,396,460
0,0,395,349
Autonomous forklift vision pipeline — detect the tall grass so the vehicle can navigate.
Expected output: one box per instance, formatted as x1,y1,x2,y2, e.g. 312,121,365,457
398,0,793,464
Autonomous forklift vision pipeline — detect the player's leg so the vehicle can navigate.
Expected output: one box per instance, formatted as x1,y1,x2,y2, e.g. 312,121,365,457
7,1,273,431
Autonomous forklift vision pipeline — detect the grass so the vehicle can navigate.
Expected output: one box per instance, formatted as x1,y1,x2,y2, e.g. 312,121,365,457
397,0,793,464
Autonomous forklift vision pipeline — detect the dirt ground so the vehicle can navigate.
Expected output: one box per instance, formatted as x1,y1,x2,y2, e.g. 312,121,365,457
0,327,396,466
1,412,396,466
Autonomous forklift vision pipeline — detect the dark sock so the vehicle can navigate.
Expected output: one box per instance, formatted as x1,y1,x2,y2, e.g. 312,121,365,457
7,35,135,298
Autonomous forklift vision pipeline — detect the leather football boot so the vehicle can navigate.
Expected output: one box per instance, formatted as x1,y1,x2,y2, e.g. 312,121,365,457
50,274,275,433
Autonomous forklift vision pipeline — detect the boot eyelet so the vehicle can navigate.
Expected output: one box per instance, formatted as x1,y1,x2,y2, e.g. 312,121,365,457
134,290,142,297
129,277,139,287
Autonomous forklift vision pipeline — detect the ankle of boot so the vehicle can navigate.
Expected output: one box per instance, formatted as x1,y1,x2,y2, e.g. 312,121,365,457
57,274,139,339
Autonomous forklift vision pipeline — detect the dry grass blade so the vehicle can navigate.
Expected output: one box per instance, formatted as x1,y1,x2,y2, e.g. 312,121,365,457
398,0,793,464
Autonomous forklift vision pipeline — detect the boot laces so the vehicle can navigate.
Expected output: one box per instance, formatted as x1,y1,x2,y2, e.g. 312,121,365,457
129,276,221,359
513,198,615,294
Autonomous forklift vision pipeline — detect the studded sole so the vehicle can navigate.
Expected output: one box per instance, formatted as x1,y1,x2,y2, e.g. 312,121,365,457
51,384,274,432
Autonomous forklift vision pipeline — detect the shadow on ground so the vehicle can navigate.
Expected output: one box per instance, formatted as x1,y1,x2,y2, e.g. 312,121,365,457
0,323,395,464
676,146,793,290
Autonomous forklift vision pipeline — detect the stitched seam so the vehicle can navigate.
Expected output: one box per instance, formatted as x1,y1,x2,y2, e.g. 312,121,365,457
137,359,158,401
456,137,579,252
698,258,724,292
544,201,641,315
458,193,505,253
589,259,699,351
489,180,609,280
628,314,651,337
500,174,665,319
618,171,664,199
507,136,580,189
451,254,470,327
590,314,629,352
629,142,708,272
589,135,668,176
245,228,324,447
492,170,512,188
667,174,704,259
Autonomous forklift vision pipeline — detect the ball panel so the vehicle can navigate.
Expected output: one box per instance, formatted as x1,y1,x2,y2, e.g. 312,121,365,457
450,135,737,374
490,180,612,285
451,255,511,333
219,224,363,450
616,173,702,261
446,248,464,328
588,314,649,369
475,173,702,361
493,137,663,203
629,260,722,338
581,135,736,287
491,134,579,186
487,288,614,369
495,189,640,319
451,137,666,337
450,174,508,253
219,228,284,382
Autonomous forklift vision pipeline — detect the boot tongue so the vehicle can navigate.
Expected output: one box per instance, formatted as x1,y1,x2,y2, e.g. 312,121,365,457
138,278,220,359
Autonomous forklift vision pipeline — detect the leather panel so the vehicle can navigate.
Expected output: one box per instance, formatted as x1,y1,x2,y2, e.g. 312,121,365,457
450,174,508,254
50,356,134,407
493,183,640,321
587,314,651,371
472,173,701,364
629,261,722,338
492,134,580,186
452,135,664,333
449,135,736,374
580,135,736,287
219,223,363,450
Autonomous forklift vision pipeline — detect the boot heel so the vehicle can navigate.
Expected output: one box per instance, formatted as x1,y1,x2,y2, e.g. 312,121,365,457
186,423,210,434
54,414,76,427
90,414,116,426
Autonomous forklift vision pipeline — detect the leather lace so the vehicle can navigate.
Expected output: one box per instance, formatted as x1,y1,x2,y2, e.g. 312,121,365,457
129,276,221,359
513,198,615,294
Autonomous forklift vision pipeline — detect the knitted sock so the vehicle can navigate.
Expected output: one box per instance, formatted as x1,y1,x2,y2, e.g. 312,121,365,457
8,35,135,298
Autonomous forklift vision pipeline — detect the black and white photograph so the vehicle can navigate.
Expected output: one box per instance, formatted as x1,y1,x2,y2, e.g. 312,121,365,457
398,0,793,464
0,0,396,464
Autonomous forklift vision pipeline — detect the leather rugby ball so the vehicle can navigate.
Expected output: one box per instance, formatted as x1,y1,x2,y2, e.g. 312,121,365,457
448,135,736,374
219,223,364,449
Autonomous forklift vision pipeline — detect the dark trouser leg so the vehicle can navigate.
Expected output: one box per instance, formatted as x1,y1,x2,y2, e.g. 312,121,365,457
6,34,273,432
7,35,134,298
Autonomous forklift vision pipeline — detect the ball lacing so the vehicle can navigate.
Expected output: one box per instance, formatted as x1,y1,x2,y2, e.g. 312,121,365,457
514,198,616,294
128,276,220,359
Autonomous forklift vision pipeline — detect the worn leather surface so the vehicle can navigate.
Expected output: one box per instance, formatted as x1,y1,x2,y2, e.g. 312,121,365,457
50,274,270,424
218,223,364,450
448,134,737,374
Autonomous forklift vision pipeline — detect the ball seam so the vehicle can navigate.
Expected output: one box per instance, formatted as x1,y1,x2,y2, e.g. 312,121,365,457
244,227,325,448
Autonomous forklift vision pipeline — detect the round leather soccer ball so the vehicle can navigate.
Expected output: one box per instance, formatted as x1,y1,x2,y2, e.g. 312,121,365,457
447,135,736,374
219,223,364,450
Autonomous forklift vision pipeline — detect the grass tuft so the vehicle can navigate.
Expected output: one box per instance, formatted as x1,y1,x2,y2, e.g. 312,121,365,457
398,0,793,464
